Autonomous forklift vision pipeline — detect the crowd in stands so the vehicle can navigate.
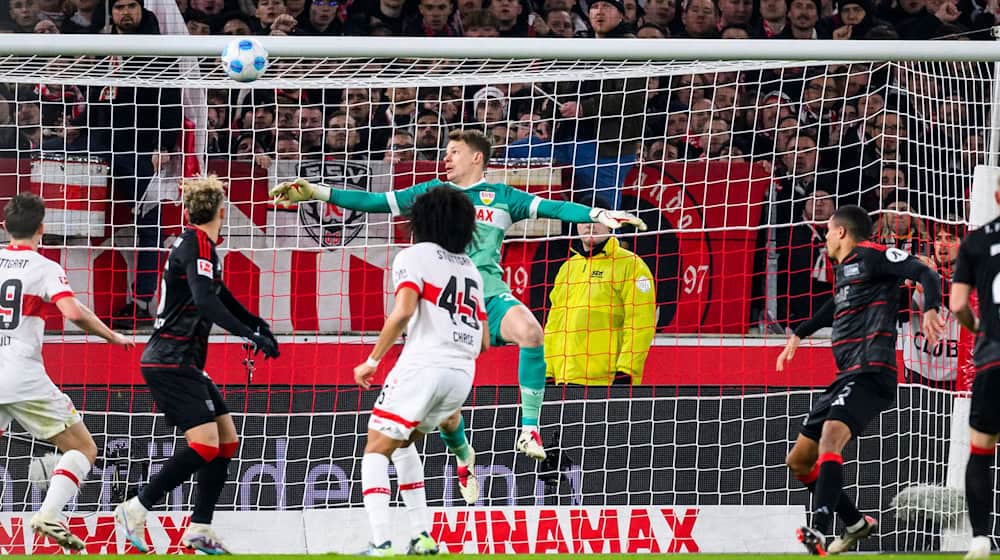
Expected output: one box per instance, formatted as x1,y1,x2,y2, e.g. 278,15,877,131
0,0,989,340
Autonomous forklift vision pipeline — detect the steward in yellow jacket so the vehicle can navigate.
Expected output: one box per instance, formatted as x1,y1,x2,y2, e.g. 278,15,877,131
545,222,657,385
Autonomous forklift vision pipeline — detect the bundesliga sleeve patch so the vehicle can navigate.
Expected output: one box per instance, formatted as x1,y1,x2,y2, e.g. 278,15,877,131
886,248,909,263
197,258,214,278
636,276,652,293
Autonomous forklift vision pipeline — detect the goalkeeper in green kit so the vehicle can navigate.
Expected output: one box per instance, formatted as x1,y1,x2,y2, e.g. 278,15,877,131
271,129,645,464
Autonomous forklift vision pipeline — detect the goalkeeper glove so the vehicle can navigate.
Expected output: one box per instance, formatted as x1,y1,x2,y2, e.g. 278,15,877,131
248,332,280,359
589,208,647,231
269,178,331,208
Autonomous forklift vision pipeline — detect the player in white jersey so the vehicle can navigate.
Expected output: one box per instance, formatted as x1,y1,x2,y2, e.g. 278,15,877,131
0,193,133,550
354,186,488,556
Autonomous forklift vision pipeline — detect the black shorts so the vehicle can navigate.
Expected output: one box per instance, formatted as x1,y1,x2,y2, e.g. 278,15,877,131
142,366,229,432
800,370,896,441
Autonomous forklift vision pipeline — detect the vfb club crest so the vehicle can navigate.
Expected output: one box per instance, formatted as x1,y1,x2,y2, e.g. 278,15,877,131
479,191,495,205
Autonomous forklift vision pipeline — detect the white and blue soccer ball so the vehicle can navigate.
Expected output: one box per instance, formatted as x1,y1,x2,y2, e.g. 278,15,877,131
221,38,268,83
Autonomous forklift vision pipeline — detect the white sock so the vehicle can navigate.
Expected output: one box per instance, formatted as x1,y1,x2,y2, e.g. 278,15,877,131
40,450,91,516
391,445,429,537
361,453,392,545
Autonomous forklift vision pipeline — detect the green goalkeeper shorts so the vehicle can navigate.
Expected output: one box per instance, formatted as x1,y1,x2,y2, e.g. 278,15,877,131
484,292,524,347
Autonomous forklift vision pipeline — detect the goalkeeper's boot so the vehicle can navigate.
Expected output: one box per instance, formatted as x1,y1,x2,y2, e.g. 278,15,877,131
182,522,232,555
406,531,440,555
966,536,992,560
516,428,546,461
457,447,479,505
29,512,85,551
827,515,877,554
363,541,396,556
797,525,827,556
114,497,149,553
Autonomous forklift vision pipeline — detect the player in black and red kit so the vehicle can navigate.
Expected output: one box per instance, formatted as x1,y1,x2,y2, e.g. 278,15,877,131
114,176,279,555
776,205,944,556
950,209,1000,560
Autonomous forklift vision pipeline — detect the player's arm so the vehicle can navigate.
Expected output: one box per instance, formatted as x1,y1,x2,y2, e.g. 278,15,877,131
776,298,835,371
950,240,979,332
354,286,418,389
508,187,647,230
270,178,431,217
55,297,133,348
219,284,275,340
185,259,279,358
879,251,946,344
950,281,978,333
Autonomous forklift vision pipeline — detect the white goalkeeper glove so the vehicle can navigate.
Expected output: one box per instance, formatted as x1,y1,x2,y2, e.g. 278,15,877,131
269,178,331,208
589,208,647,231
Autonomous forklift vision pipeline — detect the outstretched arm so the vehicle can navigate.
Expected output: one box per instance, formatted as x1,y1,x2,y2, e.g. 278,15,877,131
534,198,647,230
270,178,392,213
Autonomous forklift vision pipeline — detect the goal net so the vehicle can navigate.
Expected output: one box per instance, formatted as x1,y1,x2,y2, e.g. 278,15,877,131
0,35,989,553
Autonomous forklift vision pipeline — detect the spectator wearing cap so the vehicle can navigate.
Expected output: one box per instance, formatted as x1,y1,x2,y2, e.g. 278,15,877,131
587,0,634,37
296,0,343,34
780,0,821,37
678,0,717,37
752,0,787,36
473,86,508,125
824,0,884,38
544,194,657,387
464,9,501,34
404,0,458,35
774,187,835,330
717,0,751,28
62,0,107,33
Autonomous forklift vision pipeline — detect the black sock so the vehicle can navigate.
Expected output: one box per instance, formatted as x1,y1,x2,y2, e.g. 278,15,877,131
812,454,844,534
139,447,210,510
192,458,232,524
801,466,862,528
967,447,995,537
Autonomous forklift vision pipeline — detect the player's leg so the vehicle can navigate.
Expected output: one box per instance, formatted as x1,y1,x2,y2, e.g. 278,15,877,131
965,427,998,560
965,367,1000,560
498,300,547,460
117,368,222,552
439,410,477,505
30,412,95,551
393,433,438,556
183,398,238,555
363,429,406,555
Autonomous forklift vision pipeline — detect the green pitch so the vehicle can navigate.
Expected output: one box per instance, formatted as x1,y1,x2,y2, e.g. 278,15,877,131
0,555,969,559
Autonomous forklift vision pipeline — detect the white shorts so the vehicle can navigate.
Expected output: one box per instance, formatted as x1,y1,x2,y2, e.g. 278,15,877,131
368,366,473,441
0,389,83,441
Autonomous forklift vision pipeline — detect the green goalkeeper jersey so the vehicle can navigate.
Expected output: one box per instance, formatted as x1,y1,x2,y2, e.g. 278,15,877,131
326,178,596,298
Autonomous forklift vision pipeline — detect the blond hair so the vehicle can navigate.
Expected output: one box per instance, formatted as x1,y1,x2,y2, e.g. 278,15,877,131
182,175,226,225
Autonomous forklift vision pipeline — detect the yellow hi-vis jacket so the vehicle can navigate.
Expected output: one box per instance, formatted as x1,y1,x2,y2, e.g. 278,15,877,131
544,236,657,385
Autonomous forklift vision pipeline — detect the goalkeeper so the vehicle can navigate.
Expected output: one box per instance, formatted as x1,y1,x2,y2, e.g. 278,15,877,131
271,128,645,460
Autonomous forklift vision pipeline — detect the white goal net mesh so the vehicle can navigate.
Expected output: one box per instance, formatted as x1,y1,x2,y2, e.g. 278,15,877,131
0,42,988,553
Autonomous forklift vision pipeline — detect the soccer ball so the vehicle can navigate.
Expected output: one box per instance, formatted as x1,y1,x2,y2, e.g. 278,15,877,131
221,38,268,83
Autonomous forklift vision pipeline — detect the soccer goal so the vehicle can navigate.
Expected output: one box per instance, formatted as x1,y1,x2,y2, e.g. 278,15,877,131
0,34,995,553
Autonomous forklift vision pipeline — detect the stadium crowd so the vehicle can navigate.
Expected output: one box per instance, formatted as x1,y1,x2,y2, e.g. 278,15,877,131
0,0,988,340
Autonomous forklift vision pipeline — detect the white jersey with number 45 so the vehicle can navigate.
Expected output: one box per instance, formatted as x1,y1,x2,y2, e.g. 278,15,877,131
0,246,74,403
392,242,486,372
